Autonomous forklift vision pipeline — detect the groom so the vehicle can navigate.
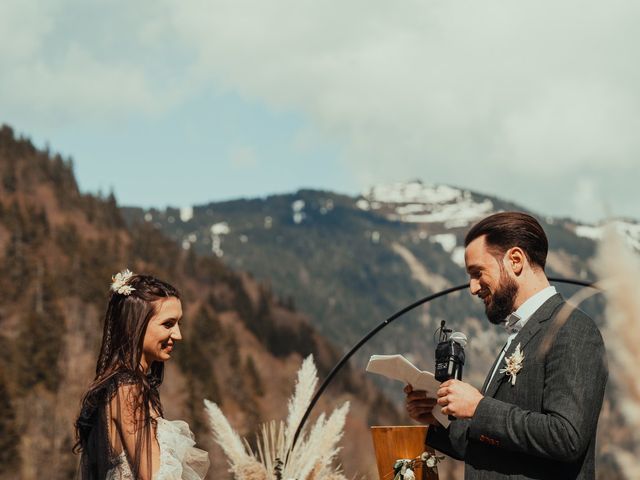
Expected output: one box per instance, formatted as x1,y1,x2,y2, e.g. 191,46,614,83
405,212,608,479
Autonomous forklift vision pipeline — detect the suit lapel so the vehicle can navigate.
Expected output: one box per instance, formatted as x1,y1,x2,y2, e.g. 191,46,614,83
484,294,564,398
481,349,504,394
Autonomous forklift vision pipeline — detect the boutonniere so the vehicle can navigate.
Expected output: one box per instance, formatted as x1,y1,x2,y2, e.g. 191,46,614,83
500,343,524,385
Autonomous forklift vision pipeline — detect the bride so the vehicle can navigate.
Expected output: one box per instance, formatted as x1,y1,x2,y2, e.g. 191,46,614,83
74,270,209,480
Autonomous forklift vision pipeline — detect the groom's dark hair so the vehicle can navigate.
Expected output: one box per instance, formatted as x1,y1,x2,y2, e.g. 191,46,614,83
465,211,548,269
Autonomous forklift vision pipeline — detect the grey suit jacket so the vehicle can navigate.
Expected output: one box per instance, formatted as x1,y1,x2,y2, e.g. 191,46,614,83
427,294,608,480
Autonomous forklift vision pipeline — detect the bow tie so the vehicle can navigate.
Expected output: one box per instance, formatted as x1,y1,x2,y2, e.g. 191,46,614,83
504,313,522,334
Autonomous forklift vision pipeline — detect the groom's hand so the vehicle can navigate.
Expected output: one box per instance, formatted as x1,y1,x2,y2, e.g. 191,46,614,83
404,384,439,426
437,380,483,419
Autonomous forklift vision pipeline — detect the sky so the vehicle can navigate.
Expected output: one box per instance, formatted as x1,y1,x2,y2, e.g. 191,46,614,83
1,0,639,223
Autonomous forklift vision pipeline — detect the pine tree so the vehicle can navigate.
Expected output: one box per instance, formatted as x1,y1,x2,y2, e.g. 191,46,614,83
15,274,64,393
1,233,31,302
0,366,19,474
2,157,18,193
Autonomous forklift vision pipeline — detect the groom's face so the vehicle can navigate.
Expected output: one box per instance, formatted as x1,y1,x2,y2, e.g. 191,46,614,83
465,235,519,325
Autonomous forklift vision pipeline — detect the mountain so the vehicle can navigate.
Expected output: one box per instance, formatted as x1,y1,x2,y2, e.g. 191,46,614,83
121,181,609,374
0,125,398,480
123,180,637,478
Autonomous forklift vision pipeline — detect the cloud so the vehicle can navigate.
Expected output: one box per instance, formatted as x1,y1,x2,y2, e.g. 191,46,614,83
571,177,603,221
2,45,160,122
163,0,640,213
228,145,258,169
1,0,638,220
0,0,189,126
0,0,54,61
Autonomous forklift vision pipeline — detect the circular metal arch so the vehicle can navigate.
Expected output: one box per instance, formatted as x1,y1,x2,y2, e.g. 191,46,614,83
291,277,601,448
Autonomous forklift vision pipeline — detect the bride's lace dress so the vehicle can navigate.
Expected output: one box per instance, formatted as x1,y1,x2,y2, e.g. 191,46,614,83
107,418,210,480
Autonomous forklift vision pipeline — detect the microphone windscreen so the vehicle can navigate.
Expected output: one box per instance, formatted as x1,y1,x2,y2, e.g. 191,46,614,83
450,332,468,348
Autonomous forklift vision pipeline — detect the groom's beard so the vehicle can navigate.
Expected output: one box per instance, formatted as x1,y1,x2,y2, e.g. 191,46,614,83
485,271,519,325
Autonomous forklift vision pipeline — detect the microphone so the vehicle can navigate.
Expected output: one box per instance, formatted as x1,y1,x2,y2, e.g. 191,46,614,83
434,321,467,421
434,321,466,382
449,331,468,349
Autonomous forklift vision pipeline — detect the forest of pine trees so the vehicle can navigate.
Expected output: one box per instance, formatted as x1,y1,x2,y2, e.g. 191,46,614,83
0,124,395,480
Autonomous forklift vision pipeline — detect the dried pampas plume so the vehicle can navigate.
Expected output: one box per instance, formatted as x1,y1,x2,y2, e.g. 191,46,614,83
285,355,319,447
284,401,350,479
203,399,252,474
205,355,350,480
593,224,640,479
236,461,269,480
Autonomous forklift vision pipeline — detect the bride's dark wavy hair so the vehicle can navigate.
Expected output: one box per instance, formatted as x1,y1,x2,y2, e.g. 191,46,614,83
74,273,181,480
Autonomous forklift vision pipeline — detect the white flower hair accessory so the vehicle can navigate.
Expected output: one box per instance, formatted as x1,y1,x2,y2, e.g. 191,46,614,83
500,343,524,386
111,269,136,296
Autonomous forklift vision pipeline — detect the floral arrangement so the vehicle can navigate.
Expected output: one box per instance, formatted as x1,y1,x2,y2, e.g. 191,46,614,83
111,269,135,295
205,355,350,480
393,451,444,480
500,343,524,386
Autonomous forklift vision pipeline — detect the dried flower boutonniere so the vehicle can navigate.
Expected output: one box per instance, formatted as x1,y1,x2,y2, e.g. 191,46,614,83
500,343,524,386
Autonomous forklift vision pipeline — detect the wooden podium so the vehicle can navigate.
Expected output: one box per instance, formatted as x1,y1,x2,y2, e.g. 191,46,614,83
370,426,439,480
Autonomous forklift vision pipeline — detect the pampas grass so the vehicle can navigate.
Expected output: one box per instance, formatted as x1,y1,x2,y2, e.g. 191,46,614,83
525,222,639,478
593,225,640,479
285,355,319,447
203,399,253,475
255,420,286,477
205,355,350,480
283,402,350,479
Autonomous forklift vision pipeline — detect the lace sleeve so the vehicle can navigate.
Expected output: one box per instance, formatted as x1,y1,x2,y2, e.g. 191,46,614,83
109,383,161,480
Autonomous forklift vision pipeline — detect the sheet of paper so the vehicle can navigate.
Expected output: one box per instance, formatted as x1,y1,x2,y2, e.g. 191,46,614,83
366,354,450,427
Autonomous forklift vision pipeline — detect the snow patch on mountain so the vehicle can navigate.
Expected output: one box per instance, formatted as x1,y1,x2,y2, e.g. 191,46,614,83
316,198,334,215
575,220,640,252
430,233,457,253
210,222,230,257
360,181,494,227
369,182,461,204
211,222,230,235
292,199,306,224
180,206,194,222
429,233,467,268
356,199,370,211
181,232,198,251
451,247,466,268
574,225,601,240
